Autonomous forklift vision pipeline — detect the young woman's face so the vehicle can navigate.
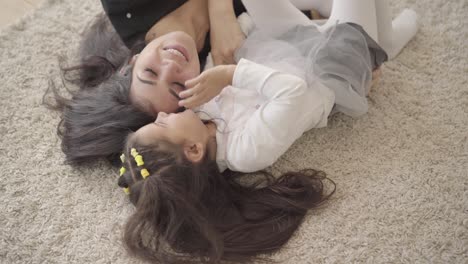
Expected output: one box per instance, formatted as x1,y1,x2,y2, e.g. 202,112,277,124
130,31,201,115
134,109,209,147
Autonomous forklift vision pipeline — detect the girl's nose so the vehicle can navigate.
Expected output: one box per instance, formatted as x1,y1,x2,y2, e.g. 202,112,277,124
156,111,168,122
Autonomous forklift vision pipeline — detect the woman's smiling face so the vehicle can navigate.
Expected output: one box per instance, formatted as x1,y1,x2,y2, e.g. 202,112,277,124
130,31,201,116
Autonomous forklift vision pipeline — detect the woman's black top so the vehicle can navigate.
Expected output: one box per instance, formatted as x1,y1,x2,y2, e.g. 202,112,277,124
100,0,312,65
100,0,246,64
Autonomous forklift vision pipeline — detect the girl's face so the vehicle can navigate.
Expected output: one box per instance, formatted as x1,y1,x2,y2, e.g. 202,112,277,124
134,109,209,149
130,31,201,115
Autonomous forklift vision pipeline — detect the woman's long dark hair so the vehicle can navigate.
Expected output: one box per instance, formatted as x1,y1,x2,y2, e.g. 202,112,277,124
64,13,144,89
44,13,151,165
118,137,336,263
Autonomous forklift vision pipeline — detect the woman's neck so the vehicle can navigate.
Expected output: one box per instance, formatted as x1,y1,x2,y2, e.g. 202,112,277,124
146,0,210,52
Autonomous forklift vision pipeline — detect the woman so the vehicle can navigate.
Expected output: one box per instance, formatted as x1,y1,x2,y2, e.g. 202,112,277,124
50,0,324,165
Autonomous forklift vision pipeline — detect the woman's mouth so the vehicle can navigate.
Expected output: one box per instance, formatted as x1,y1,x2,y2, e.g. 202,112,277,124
163,45,189,62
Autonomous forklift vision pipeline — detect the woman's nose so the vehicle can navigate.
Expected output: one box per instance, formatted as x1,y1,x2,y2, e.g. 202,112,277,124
160,60,181,77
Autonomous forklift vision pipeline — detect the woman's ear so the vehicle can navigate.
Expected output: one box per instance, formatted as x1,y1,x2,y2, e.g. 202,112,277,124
183,142,205,163
119,54,139,75
129,54,139,66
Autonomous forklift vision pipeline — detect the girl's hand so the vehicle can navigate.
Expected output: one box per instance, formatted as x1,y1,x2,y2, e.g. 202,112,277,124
178,65,236,109
208,0,245,65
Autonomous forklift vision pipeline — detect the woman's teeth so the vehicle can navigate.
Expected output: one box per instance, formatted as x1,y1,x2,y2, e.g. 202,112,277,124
166,49,186,61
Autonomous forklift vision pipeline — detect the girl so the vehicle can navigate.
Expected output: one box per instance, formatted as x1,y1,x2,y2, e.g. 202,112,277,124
117,0,418,262
129,0,418,173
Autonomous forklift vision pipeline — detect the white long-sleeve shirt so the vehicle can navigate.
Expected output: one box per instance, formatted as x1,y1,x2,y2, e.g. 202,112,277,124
197,59,335,173
199,9,336,172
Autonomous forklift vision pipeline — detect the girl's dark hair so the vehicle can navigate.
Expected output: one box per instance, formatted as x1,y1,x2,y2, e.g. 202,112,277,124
44,13,151,165
118,137,336,263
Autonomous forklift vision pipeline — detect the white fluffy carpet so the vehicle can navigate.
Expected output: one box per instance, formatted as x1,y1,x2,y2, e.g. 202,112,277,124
0,0,466,263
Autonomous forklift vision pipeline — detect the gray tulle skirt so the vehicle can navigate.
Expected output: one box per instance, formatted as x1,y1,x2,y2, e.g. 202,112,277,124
235,23,387,117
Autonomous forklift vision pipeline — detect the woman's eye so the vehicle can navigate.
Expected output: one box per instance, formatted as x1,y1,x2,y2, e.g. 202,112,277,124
145,68,157,76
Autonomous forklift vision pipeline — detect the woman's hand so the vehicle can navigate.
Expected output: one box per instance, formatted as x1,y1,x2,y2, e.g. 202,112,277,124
208,0,245,65
178,65,236,109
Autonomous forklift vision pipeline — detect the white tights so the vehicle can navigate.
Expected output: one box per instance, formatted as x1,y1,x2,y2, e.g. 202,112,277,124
241,0,419,59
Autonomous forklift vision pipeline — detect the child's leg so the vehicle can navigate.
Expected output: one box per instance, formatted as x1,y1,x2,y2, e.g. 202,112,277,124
318,0,379,43
376,1,419,59
374,0,392,54
241,0,315,37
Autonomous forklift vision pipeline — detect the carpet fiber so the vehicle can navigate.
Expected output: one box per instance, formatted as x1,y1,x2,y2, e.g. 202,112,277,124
1,0,467,263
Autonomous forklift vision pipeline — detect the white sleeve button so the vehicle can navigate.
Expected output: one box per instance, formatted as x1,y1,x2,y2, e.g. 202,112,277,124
126,13,132,19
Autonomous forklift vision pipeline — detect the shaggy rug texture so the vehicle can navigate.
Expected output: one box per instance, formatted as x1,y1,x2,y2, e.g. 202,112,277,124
1,0,466,263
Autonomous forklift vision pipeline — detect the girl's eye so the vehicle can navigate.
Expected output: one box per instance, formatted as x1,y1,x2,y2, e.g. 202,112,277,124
174,82,186,90
153,121,167,127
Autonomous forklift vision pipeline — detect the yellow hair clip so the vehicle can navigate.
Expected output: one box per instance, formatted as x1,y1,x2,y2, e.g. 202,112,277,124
131,148,138,158
135,155,144,166
141,168,150,179
123,187,130,195
119,167,126,176
120,153,125,163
